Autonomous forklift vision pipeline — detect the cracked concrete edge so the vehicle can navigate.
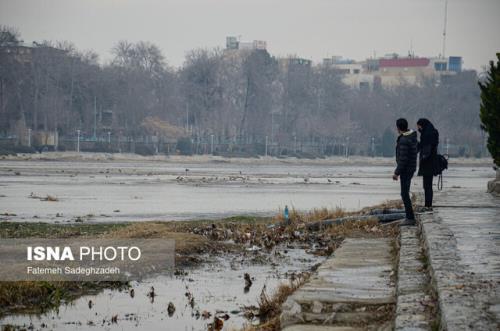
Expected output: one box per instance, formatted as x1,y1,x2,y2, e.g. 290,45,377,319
418,215,451,331
395,227,431,331
418,213,497,331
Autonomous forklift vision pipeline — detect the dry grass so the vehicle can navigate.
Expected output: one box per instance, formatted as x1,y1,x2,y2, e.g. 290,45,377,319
105,222,228,257
359,198,404,213
324,218,399,238
275,206,347,224
0,281,125,316
274,198,404,225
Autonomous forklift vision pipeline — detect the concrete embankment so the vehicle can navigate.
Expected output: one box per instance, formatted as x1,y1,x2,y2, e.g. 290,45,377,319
419,189,500,330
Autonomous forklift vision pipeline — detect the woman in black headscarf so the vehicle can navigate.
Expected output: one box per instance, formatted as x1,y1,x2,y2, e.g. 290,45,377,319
417,118,439,210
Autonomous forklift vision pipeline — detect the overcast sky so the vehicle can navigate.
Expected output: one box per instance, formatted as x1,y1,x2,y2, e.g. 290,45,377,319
1,0,499,70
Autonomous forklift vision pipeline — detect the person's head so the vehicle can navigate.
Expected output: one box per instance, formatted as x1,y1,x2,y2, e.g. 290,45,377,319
416,118,432,132
396,118,409,133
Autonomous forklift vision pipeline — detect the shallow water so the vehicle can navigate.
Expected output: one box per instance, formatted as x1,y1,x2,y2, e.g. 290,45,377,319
0,159,494,330
0,160,492,223
0,247,325,331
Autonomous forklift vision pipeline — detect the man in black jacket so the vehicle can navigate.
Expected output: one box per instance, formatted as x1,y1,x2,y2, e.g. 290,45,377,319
393,118,418,226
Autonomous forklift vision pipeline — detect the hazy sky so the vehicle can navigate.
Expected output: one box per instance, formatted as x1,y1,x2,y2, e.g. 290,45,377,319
1,0,499,70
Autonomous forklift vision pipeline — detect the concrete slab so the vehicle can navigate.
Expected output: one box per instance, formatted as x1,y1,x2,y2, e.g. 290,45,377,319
419,189,500,330
281,237,396,329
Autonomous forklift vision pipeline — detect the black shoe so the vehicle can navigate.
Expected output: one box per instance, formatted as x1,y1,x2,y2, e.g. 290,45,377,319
418,206,433,213
400,218,416,226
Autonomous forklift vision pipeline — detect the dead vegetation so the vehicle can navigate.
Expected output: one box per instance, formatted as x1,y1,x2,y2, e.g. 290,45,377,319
0,281,126,317
0,199,402,323
28,192,59,201
243,272,311,331
106,222,233,264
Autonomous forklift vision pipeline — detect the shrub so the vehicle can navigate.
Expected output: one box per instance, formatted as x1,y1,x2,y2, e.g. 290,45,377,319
479,53,500,166
134,144,156,156
176,137,193,155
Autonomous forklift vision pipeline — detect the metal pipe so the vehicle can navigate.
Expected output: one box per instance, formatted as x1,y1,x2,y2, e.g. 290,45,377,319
306,213,406,231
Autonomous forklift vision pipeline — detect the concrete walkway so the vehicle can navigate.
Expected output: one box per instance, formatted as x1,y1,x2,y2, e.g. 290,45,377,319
280,238,396,331
419,188,500,330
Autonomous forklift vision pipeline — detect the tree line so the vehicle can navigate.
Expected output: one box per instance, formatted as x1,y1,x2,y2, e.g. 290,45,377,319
0,26,485,157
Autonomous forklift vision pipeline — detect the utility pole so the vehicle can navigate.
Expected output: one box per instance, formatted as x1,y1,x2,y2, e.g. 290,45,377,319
108,131,111,144
442,0,448,58
210,134,214,154
265,135,268,157
93,96,97,140
28,128,31,147
270,112,274,144
446,138,450,155
371,137,375,157
76,130,81,153
185,103,189,133
345,137,350,158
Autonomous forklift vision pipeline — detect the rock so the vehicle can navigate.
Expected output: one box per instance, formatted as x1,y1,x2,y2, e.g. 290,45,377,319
280,298,303,328
311,300,323,314
244,273,253,293
147,286,155,302
487,169,500,195
167,302,175,316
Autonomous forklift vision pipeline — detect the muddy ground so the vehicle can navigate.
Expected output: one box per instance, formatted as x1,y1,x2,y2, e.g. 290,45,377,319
0,200,401,331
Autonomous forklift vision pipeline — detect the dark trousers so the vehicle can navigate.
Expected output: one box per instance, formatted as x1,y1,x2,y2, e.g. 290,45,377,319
423,175,433,207
400,172,415,220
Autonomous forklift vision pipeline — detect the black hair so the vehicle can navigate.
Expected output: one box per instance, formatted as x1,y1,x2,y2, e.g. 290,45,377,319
417,118,434,129
396,118,408,131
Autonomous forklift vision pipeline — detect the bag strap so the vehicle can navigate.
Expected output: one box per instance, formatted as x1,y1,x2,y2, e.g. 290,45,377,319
437,173,443,191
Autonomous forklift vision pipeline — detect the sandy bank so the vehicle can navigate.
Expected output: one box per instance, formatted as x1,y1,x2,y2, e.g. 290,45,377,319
1,151,493,167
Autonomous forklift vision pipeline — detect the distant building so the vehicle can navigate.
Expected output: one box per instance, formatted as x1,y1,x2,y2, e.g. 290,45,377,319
325,54,463,89
226,36,239,50
323,56,355,66
225,36,267,51
288,58,312,66
0,41,65,64
278,57,312,72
